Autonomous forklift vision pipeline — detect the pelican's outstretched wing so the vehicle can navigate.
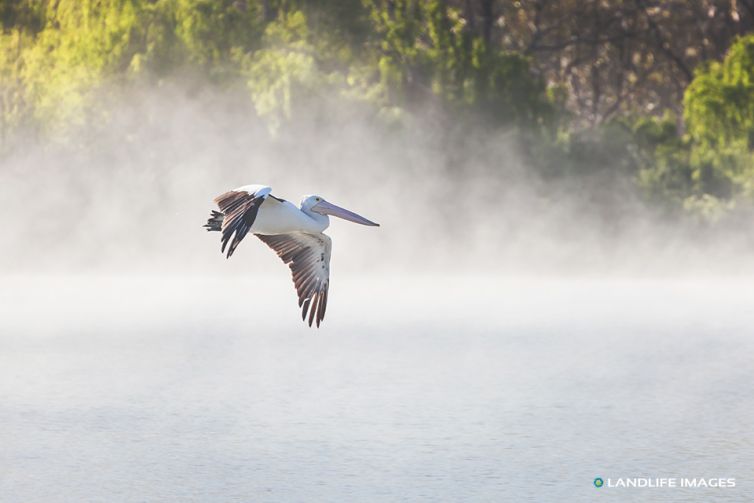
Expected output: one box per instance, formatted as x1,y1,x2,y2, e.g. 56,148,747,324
256,232,331,328
205,185,272,258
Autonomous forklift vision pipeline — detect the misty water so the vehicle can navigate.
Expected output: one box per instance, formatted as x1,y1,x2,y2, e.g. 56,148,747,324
2,86,754,501
2,276,753,502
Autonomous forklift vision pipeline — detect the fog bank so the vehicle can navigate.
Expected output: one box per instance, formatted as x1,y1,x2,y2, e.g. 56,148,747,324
2,84,753,278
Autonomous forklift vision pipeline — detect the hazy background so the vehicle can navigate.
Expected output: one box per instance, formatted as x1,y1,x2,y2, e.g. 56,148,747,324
2,82,754,278
2,0,754,279
2,2,754,502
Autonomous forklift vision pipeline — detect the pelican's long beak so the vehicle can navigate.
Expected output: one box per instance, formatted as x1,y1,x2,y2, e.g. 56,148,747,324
312,200,380,226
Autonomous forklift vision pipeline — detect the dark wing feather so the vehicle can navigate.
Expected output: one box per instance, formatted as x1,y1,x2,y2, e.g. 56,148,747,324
256,232,332,328
203,210,224,232
212,190,265,258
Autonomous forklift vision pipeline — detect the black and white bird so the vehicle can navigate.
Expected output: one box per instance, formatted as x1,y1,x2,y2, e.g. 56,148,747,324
204,184,379,327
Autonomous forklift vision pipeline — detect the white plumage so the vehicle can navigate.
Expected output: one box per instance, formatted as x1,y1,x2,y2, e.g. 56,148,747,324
204,184,378,327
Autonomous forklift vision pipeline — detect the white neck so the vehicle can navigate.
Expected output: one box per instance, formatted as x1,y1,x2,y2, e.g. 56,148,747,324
302,209,330,233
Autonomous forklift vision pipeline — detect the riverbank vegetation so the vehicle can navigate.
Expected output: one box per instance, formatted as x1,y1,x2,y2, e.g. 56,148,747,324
2,0,754,221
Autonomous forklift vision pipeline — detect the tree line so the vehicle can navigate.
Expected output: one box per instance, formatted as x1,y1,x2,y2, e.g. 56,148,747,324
1,0,754,220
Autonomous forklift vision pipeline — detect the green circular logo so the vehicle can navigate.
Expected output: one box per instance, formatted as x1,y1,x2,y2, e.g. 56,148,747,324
594,477,604,488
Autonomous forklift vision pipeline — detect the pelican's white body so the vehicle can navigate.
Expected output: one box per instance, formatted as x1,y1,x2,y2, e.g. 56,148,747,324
234,184,329,235
253,198,330,234
209,183,379,327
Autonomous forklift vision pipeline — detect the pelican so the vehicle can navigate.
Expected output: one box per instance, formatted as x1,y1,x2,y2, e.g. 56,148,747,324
204,184,379,327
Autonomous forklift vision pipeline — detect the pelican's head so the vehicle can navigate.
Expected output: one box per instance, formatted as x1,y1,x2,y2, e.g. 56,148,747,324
301,195,380,226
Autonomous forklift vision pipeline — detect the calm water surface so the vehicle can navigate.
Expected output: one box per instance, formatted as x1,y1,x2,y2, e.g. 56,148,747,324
1,277,752,502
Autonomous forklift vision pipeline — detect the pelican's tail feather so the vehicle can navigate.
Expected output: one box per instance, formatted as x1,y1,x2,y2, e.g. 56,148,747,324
204,210,224,232
211,190,265,259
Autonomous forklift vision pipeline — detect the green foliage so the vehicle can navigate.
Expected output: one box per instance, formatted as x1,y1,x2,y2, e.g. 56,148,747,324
0,0,555,141
0,0,45,33
683,34,754,199
633,115,695,206
363,0,553,129
240,10,341,133
0,29,32,142
171,0,263,71
0,0,269,137
18,0,140,130
2,0,754,221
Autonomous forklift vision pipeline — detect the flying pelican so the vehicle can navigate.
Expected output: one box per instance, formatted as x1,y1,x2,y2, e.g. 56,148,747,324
204,184,379,327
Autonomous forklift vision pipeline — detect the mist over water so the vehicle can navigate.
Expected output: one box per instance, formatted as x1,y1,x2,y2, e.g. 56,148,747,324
2,277,754,501
3,84,754,277
2,87,754,501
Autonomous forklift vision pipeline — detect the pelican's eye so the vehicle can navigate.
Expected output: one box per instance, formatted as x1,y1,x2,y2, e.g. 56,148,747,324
315,197,321,202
